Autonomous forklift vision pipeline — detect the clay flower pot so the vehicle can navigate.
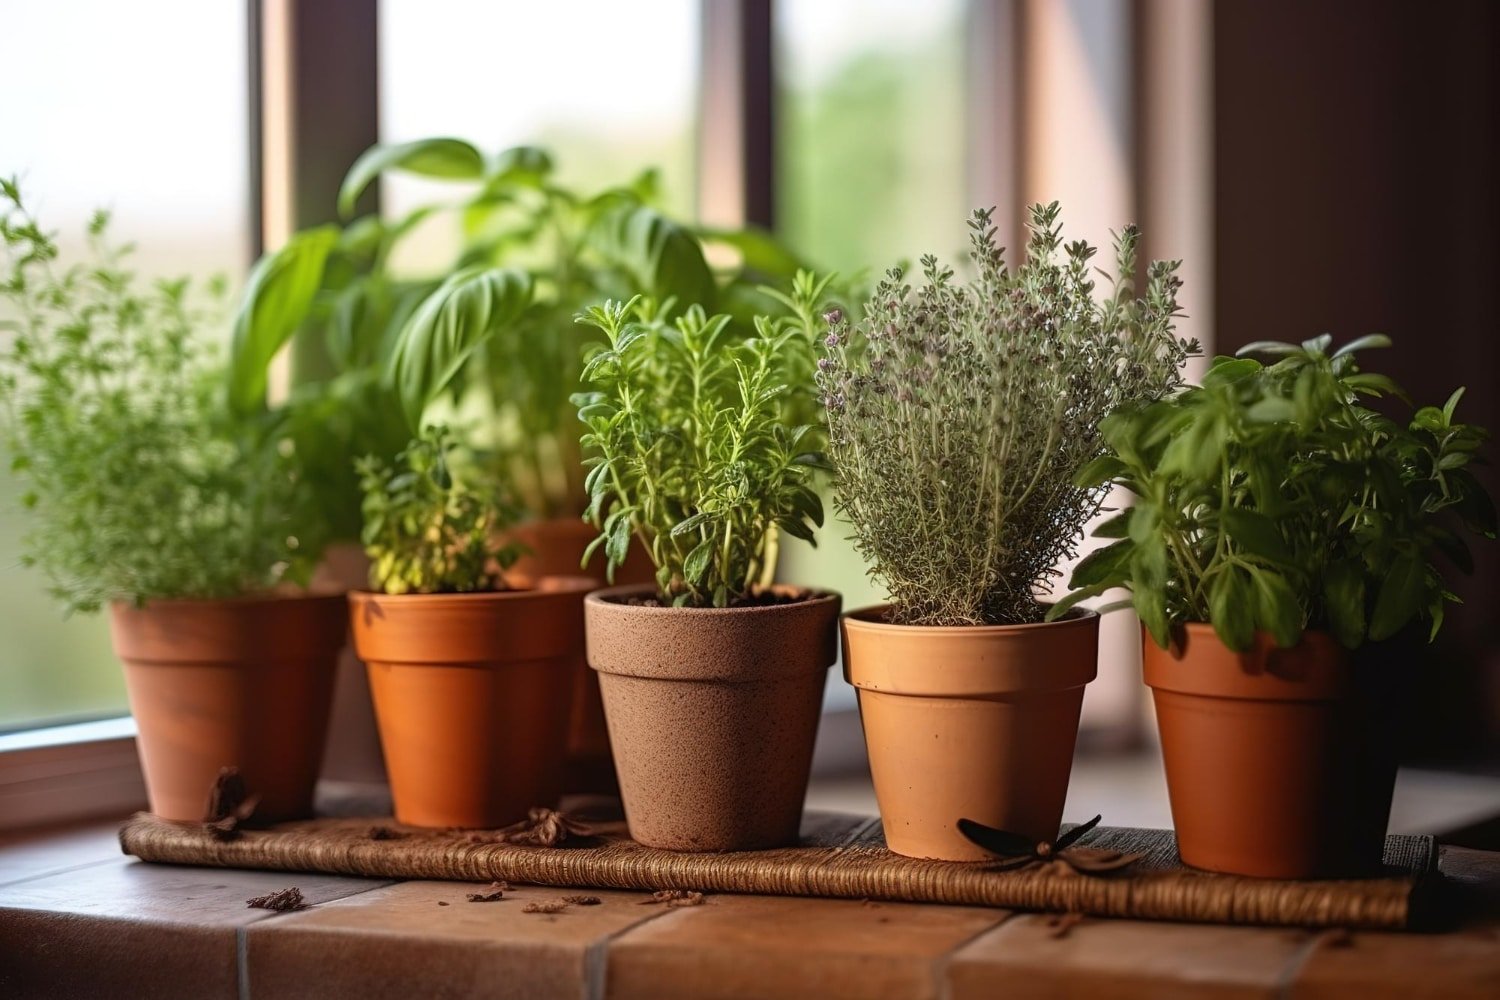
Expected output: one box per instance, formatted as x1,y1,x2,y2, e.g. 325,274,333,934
110,595,348,823
505,517,657,795
843,607,1100,861
349,577,593,828
584,584,841,851
1144,623,1400,879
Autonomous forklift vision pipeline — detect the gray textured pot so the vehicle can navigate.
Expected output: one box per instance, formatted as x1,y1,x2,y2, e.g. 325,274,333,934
584,584,840,851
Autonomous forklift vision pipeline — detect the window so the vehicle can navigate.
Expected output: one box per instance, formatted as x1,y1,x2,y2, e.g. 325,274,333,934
378,0,700,258
0,0,251,730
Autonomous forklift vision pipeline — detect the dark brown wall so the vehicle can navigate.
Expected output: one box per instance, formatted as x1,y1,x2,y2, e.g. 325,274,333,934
1214,0,1499,762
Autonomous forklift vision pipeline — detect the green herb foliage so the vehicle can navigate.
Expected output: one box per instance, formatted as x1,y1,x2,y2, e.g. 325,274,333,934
0,181,325,613
357,425,520,595
232,139,815,531
573,272,834,606
819,205,1198,626
1052,337,1495,651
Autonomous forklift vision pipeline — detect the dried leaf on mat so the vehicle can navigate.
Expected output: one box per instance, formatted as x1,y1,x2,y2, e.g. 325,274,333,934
640,889,705,907
523,900,570,914
246,887,306,912
468,808,594,847
562,895,602,906
368,825,405,841
203,767,260,841
466,881,509,902
1046,912,1085,938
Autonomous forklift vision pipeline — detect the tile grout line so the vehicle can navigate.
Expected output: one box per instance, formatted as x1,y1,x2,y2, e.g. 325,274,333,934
581,905,684,1000
934,910,1022,1000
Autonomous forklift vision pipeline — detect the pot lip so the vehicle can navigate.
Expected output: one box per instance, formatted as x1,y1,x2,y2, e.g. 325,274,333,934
1143,620,1353,702
841,603,1099,634
585,582,841,616
350,575,595,605
110,591,349,613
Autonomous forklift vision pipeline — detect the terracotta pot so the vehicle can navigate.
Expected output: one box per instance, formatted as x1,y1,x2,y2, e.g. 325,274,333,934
842,607,1099,861
585,584,840,851
308,543,386,785
349,577,592,828
110,595,347,823
504,517,656,795
1144,623,1400,879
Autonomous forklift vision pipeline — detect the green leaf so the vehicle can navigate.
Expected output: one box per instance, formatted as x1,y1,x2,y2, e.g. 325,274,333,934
338,138,485,218
1221,508,1293,565
1332,333,1391,358
1046,583,1108,621
229,226,338,414
1209,568,1255,652
1074,455,1127,489
684,539,714,586
1236,340,1301,357
387,267,532,429
1249,568,1303,647
1093,507,1134,539
1369,550,1426,641
1201,356,1261,387
587,204,716,310
697,226,810,278
1070,539,1134,590
1322,559,1366,648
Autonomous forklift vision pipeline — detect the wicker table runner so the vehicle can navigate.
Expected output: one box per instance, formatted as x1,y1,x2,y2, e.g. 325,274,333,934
119,809,1437,931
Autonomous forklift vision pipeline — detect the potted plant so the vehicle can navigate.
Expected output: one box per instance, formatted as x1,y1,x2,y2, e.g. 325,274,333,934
347,425,591,828
819,206,1198,860
574,274,839,852
1051,336,1494,877
0,181,344,823
236,139,813,789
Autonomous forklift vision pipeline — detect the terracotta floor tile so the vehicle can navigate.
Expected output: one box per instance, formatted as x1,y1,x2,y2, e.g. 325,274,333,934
947,914,1311,1000
0,857,390,1000
0,819,127,886
604,893,1007,1000
244,880,671,1000
1288,921,1500,1000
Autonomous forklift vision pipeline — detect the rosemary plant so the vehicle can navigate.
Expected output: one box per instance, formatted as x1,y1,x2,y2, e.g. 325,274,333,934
1052,338,1495,651
573,273,834,607
356,425,521,595
0,181,325,613
819,205,1198,626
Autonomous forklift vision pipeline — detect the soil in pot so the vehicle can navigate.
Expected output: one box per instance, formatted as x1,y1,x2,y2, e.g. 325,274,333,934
1144,623,1401,879
349,577,592,829
585,584,841,852
504,517,656,795
110,594,348,823
842,606,1100,861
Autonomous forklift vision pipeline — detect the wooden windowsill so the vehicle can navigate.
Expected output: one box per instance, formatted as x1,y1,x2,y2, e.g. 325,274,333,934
2,808,1499,999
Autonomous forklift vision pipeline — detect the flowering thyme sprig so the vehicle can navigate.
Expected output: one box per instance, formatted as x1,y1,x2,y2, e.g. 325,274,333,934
819,204,1198,626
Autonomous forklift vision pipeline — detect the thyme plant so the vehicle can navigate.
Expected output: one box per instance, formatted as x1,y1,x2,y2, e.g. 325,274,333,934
573,273,834,607
0,181,324,614
1051,338,1495,651
356,426,521,595
819,205,1198,626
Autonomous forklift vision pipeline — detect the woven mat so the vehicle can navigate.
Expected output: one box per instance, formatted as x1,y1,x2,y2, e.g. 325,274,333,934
119,809,1436,931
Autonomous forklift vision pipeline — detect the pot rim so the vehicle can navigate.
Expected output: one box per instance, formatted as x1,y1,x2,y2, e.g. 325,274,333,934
1142,621,1353,702
585,582,840,617
110,592,349,612
842,603,1099,633
349,575,595,605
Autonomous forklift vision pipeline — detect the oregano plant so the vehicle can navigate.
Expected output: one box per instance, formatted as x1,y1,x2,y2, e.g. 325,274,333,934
0,180,325,613
356,425,522,595
1051,337,1495,651
572,272,834,606
818,205,1198,626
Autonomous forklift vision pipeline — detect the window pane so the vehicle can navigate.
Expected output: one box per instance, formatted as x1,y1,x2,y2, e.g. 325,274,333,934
777,0,969,274
378,0,699,234
774,0,969,618
0,1,250,730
